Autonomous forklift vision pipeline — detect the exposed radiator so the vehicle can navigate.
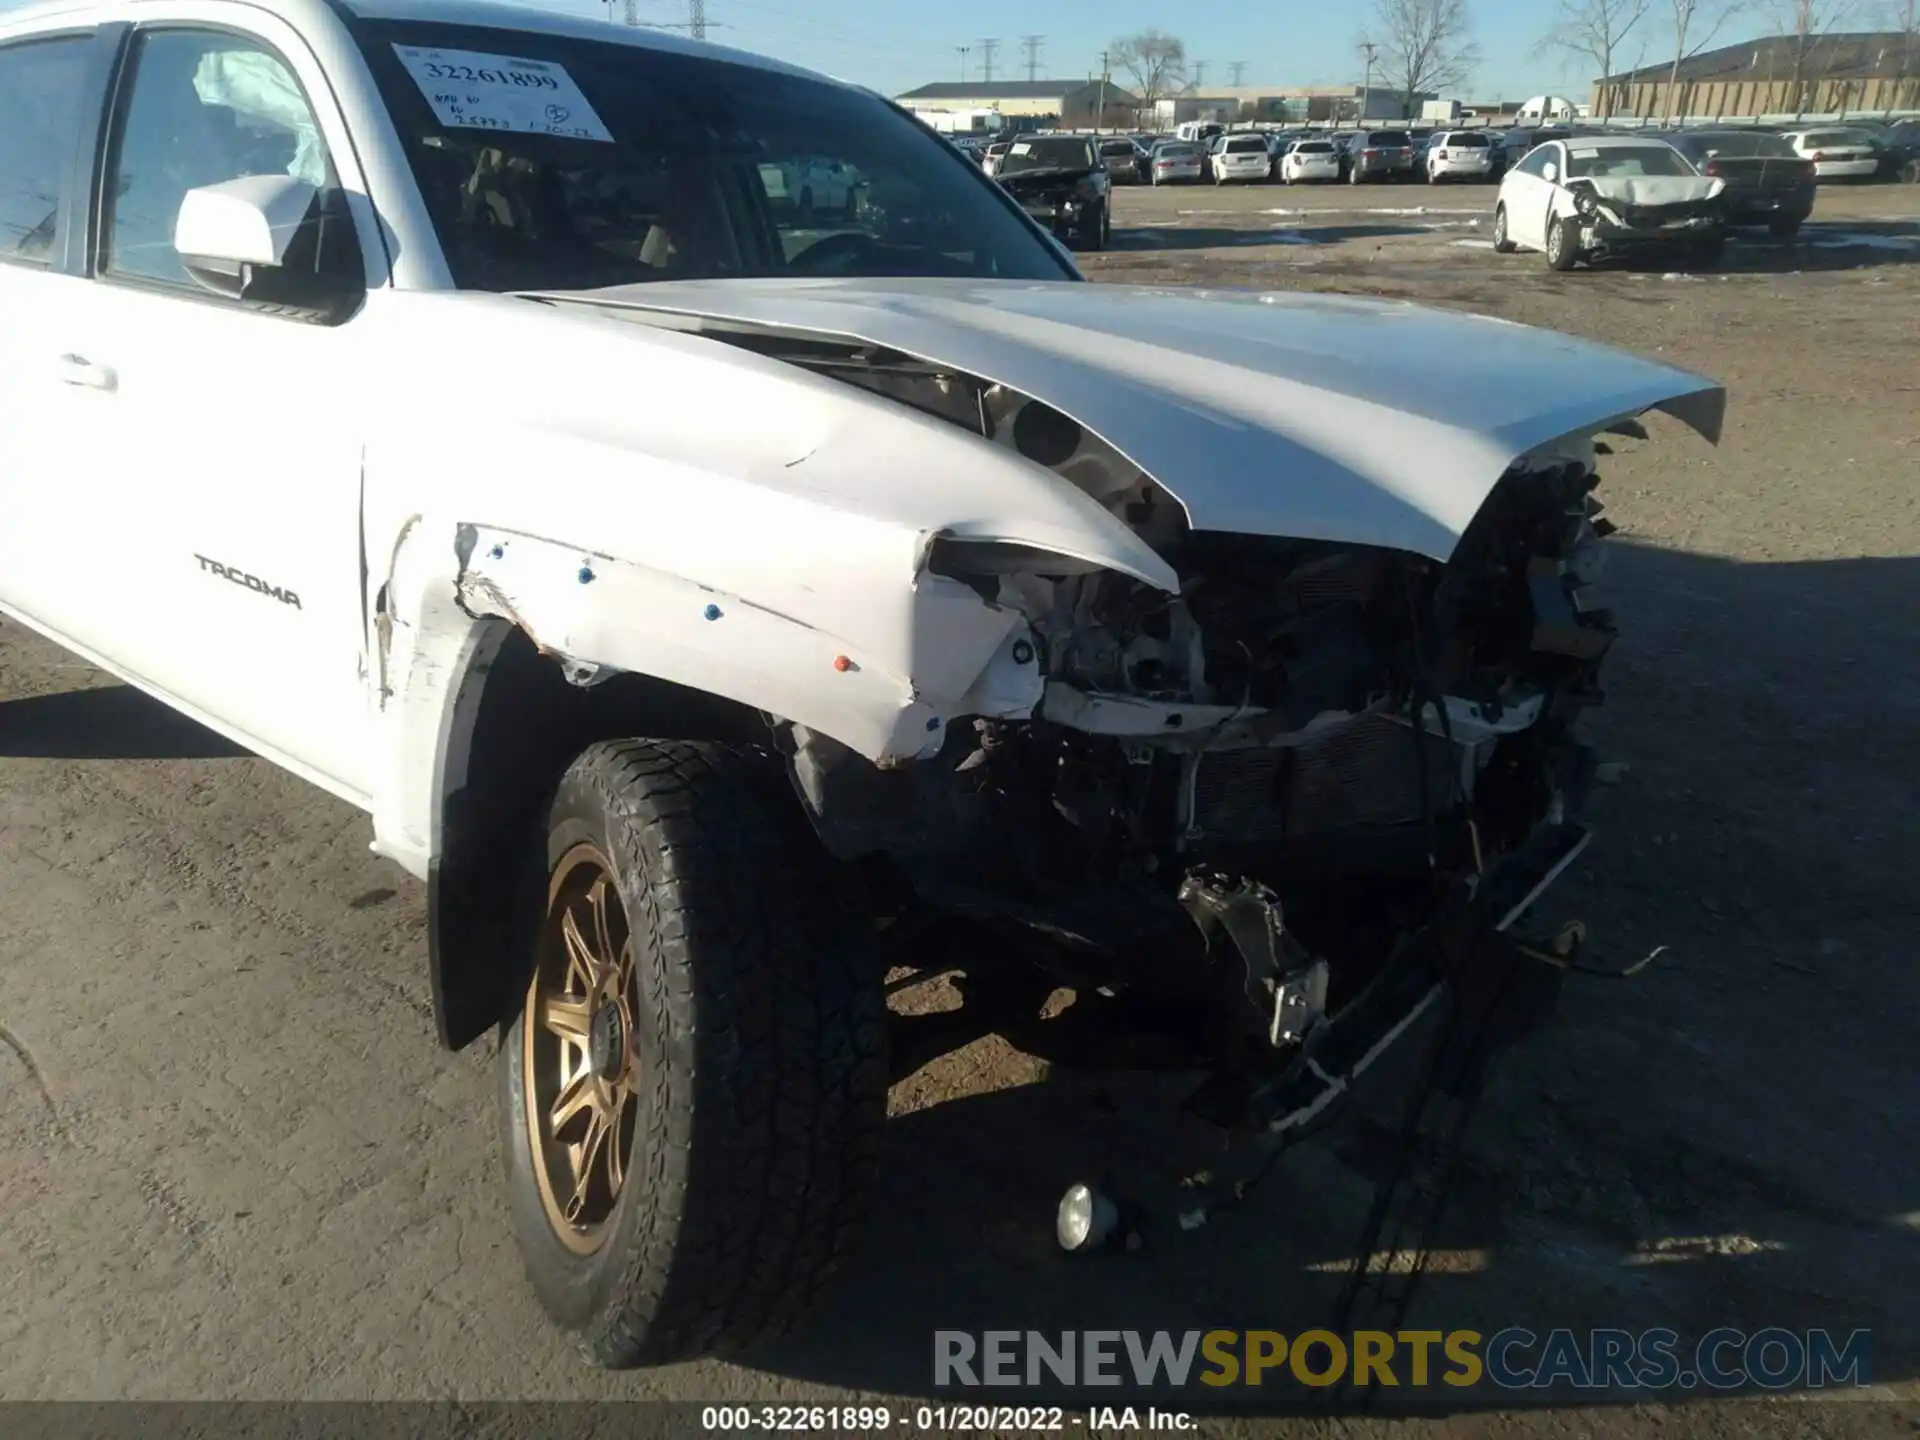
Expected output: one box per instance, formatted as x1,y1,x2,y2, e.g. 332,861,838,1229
1186,715,1463,843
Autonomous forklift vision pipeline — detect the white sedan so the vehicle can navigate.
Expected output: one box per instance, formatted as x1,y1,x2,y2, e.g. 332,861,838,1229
1778,127,1880,180
1492,134,1727,270
1278,138,1341,184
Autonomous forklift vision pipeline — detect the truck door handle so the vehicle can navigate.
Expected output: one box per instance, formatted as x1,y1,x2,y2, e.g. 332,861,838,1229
56,354,118,392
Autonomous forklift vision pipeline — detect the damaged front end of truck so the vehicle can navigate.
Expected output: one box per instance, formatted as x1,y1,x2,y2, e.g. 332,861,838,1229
782,390,1619,1148
464,281,1724,1245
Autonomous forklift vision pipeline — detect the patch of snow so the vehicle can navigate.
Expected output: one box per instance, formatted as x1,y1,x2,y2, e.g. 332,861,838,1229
1452,239,1495,249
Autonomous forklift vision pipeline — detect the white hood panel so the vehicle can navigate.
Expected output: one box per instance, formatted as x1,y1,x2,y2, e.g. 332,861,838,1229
537,278,1726,561
1580,174,1725,206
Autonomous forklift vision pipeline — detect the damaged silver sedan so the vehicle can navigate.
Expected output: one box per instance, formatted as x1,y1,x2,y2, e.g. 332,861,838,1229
0,0,1725,1367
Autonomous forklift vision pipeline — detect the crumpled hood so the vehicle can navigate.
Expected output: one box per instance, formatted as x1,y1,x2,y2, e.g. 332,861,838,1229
534,277,1725,560
1578,174,1724,206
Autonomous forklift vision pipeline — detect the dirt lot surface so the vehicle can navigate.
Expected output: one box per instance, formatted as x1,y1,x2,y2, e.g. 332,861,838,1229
2,177,1917,1434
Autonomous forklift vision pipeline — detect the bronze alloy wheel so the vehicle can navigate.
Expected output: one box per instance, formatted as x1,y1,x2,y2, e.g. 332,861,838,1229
523,842,639,1254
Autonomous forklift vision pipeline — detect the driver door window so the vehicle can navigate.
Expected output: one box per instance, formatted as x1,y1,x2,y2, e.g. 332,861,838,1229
103,28,333,288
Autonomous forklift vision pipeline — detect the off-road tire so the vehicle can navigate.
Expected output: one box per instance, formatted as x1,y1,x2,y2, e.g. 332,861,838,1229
499,740,888,1368
1492,203,1516,253
1546,215,1580,271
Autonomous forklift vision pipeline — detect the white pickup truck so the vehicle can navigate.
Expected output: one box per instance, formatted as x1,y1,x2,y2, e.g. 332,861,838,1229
0,0,1724,1369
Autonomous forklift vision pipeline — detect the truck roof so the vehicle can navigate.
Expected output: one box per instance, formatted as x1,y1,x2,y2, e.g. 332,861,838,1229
0,0,834,86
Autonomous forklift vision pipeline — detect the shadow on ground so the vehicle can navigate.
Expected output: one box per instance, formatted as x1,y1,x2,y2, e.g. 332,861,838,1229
745,543,1920,1415
0,684,246,760
1116,222,1437,251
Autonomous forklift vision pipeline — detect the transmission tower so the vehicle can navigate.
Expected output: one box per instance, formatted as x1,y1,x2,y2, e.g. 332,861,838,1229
956,45,970,81
1190,59,1207,90
622,0,639,25
1020,34,1045,82
1228,61,1247,86
977,37,999,84
688,0,706,39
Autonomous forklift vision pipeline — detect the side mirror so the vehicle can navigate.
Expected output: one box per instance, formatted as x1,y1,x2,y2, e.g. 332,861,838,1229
175,174,364,321
1540,161,1559,183
176,173,318,274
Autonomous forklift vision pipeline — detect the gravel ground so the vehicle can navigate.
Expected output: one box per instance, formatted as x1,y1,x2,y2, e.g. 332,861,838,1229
1,176,1915,1434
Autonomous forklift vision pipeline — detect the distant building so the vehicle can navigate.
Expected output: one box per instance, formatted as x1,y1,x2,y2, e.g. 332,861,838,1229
1147,84,1434,127
1597,31,1919,119
894,80,1141,130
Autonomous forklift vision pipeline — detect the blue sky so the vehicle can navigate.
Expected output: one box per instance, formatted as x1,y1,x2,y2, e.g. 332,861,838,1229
530,0,1624,101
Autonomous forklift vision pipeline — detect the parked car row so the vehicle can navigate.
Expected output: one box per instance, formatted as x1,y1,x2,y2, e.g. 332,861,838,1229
953,116,1918,208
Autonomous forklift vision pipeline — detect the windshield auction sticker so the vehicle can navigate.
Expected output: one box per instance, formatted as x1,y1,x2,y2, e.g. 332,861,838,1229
392,46,613,141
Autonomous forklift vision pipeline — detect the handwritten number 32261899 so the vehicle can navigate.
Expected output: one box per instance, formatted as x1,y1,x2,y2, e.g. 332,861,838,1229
420,62,558,89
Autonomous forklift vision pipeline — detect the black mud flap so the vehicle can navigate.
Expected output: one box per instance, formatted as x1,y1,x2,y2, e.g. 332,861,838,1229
428,782,539,1050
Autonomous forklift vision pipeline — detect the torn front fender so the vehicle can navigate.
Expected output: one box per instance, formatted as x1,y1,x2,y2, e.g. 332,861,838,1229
448,524,1044,764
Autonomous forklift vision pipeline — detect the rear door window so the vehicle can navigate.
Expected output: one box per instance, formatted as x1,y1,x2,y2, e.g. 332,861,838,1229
0,35,95,266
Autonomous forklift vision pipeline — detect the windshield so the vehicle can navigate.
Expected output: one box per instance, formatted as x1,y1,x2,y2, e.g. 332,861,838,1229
1099,140,1135,157
998,136,1096,174
1439,132,1489,147
1293,141,1333,154
1223,136,1266,154
351,20,1074,291
1367,131,1412,146
1800,129,1871,147
1565,145,1694,178
1154,143,1199,158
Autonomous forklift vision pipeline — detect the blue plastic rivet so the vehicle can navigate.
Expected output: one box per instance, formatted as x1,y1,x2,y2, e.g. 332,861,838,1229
703,603,723,621
577,566,595,585
489,544,504,560
926,716,941,732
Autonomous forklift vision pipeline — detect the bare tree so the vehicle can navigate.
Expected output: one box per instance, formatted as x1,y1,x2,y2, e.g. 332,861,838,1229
1366,0,1481,117
1534,0,1652,117
1108,30,1187,115
1881,0,1918,111
1661,0,1742,121
1766,0,1856,116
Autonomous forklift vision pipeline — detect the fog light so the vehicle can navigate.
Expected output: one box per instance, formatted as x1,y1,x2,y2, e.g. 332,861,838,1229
1056,1181,1119,1252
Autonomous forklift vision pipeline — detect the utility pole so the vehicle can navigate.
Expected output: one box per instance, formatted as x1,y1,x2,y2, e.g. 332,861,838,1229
688,0,705,40
1191,59,1207,91
1358,40,1378,122
956,45,969,82
1228,61,1247,87
1097,49,1109,134
622,0,638,25
1021,34,1046,82
977,37,999,84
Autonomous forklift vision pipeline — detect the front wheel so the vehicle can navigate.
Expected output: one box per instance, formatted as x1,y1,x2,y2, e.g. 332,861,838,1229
1081,201,1109,250
500,740,888,1368
1545,215,1581,270
1492,203,1516,253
